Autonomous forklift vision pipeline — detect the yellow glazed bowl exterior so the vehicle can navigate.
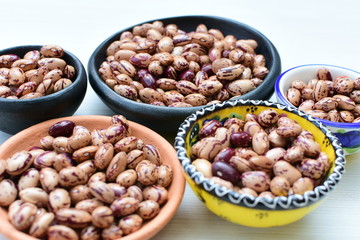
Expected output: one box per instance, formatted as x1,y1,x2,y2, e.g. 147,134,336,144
175,99,345,227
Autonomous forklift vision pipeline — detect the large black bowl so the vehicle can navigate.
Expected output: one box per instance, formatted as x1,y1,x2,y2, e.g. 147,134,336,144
88,15,281,133
0,45,87,134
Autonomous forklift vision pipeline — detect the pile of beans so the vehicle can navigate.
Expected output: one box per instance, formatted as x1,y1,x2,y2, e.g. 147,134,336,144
286,68,360,123
0,115,173,239
98,21,269,107
0,45,75,99
190,108,330,198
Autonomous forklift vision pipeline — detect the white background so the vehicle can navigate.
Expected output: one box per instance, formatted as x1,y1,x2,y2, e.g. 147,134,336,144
1,0,360,239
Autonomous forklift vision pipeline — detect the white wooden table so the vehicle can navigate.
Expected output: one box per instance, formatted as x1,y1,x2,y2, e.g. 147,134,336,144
1,0,360,239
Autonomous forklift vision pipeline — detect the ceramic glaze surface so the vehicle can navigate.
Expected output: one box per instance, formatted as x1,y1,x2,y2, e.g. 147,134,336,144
175,99,345,227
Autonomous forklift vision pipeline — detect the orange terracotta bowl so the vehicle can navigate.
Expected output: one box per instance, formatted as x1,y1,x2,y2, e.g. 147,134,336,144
0,115,185,240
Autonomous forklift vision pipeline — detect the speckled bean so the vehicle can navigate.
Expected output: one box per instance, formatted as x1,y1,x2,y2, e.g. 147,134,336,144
6,150,33,176
293,136,321,157
270,176,290,196
292,177,314,195
49,188,71,212
241,171,271,193
119,214,143,235
72,146,99,162
75,199,104,214
89,181,115,204
135,160,158,186
59,166,88,188
80,225,101,240
110,197,139,217
116,169,137,187
39,167,59,192
19,187,49,206
143,144,162,165
106,151,127,182
137,200,160,220
18,168,40,191
273,160,302,185
142,185,168,205
29,211,55,238
297,158,326,179
252,130,269,155
69,185,92,204
102,224,123,240
48,225,79,240
0,179,18,206
10,202,37,231
91,206,114,228
56,208,92,228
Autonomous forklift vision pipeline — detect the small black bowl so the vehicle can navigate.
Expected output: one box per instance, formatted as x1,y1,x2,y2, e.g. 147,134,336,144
88,15,281,133
0,45,87,134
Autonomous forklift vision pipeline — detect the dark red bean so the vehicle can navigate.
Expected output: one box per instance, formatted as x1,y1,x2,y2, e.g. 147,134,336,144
199,120,222,139
164,66,177,79
212,161,240,184
230,131,252,147
140,73,157,89
214,147,235,162
179,70,195,81
200,64,214,76
49,120,76,137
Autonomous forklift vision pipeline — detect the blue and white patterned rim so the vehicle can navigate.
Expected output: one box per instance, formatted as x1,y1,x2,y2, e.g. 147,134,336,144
175,99,346,210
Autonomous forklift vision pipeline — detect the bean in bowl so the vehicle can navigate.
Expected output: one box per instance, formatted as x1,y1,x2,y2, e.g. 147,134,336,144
0,115,173,239
98,20,269,107
190,108,330,197
285,67,360,123
0,45,76,99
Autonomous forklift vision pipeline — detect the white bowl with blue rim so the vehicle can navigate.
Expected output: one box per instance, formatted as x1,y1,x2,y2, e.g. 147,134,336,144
275,64,360,155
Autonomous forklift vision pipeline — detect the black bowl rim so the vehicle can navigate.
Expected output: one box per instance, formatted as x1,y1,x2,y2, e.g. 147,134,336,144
175,99,346,210
275,63,360,129
88,15,281,117
0,45,87,103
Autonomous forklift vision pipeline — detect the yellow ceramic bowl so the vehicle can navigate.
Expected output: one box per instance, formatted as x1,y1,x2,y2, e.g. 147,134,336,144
175,99,345,227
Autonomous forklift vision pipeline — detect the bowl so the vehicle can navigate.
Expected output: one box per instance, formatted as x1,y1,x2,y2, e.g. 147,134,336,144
0,115,185,240
275,64,360,155
175,99,345,227
88,15,281,133
0,45,87,135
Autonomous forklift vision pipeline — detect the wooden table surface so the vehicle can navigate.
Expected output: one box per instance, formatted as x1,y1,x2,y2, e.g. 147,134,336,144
1,0,360,239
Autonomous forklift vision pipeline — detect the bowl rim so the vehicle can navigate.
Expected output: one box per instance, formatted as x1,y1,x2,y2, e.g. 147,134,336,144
88,15,281,115
275,63,360,129
0,115,185,240
0,44,87,103
175,99,345,210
